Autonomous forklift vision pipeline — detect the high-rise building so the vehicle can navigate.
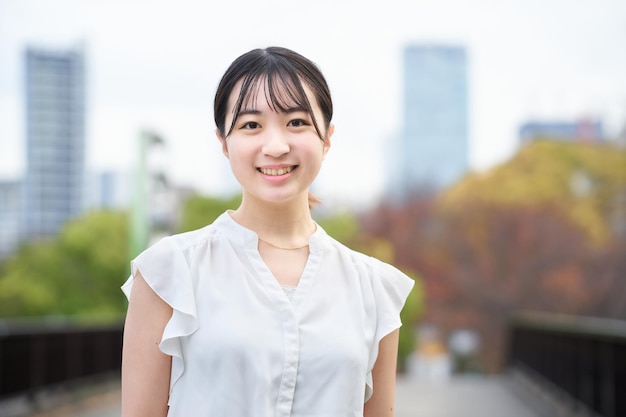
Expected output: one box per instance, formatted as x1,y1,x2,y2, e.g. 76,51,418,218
22,46,86,239
394,44,469,195
84,170,133,211
519,119,604,143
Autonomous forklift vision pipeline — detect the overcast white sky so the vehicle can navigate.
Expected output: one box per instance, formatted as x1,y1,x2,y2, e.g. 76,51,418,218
1,0,625,208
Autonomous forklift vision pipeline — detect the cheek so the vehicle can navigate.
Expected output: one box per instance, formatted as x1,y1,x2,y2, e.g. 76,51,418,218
225,141,253,166
303,143,326,169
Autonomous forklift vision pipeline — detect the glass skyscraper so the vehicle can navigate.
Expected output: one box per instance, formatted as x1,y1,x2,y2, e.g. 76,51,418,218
396,44,468,194
22,46,86,239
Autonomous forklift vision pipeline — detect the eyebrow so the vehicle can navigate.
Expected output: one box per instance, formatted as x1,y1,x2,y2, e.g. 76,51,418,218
237,106,309,117
283,106,309,114
237,109,262,117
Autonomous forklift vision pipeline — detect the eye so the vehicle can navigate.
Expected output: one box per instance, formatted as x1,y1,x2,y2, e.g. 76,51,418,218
241,121,260,129
287,119,309,128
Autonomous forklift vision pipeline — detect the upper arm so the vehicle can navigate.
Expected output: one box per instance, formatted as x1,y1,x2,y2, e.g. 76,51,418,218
121,271,173,417
364,329,400,417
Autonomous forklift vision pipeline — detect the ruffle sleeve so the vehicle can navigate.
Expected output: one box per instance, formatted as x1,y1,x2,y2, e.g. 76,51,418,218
121,236,199,396
364,256,415,402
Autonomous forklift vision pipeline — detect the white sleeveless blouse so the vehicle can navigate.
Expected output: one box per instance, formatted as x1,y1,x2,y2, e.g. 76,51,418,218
122,211,414,417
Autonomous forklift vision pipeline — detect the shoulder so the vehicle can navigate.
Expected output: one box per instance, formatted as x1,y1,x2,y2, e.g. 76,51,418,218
164,221,221,250
128,219,230,290
318,232,413,291
138,221,221,261
123,220,225,308
319,233,414,338
322,233,403,276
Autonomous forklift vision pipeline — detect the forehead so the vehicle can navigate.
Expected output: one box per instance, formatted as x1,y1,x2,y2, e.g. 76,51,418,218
227,74,316,114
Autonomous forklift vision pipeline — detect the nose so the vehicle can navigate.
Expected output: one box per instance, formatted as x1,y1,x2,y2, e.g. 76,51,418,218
261,128,290,157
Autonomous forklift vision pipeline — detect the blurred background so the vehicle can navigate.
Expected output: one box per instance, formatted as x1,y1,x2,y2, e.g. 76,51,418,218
1,0,625,416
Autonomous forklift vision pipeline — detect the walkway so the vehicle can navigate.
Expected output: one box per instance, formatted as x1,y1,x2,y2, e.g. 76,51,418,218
22,374,548,417
395,374,548,417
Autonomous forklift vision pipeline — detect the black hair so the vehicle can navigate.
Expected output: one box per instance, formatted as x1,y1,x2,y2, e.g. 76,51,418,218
214,47,333,141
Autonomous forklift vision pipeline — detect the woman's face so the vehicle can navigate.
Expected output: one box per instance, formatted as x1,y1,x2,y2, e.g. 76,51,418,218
217,78,333,206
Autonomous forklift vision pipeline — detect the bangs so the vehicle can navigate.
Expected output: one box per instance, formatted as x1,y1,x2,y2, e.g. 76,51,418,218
240,74,309,114
226,67,324,139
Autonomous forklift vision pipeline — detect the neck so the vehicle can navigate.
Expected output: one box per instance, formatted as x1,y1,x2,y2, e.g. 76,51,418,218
230,193,316,243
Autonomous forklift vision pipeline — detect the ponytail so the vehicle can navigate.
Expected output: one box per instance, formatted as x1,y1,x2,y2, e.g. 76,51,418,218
308,191,321,209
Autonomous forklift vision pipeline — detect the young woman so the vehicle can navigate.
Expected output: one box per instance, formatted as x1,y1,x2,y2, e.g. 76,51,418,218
121,46,414,417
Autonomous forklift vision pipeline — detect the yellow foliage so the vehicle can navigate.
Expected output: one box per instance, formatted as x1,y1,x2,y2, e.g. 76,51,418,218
439,140,626,244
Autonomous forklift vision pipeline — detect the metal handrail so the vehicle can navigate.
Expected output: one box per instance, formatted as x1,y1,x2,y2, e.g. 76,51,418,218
0,317,123,400
508,311,626,417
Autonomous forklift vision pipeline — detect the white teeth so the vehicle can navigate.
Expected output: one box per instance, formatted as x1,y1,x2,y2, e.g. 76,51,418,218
260,166,293,176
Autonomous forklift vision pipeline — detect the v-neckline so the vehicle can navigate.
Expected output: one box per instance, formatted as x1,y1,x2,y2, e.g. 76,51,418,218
217,211,329,316
253,247,315,310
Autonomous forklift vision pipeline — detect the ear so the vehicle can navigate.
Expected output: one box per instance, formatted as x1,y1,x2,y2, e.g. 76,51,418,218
322,124,334,157
216,129,229,158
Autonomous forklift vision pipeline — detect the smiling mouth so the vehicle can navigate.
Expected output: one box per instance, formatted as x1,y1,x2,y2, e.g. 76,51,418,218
258,166,296,176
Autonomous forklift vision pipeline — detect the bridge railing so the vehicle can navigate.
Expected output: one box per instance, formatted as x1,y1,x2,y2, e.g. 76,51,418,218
508,311,626,417
0,317,123,402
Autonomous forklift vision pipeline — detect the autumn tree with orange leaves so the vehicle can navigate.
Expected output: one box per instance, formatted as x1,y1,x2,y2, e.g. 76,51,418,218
361,140,626,372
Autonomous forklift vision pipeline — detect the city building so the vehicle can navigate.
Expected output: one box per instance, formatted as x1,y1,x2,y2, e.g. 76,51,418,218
0,180,22,259
519,119,605,143
84,170,133,211
22,46,86,240
392,44,469,196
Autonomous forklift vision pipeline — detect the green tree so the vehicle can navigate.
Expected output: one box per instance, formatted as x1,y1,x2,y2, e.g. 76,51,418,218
0,210,128,319
179,194,241,232
315,211,360,242
397,270,424,372
0,241,62,316
57,210,129,317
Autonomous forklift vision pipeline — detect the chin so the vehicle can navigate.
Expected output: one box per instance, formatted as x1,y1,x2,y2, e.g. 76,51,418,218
257,191,308,206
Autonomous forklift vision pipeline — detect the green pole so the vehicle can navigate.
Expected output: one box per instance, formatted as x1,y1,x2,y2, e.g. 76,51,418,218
129,131,150,262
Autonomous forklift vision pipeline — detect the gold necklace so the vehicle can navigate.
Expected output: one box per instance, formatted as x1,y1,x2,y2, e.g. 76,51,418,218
258,238,309,250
